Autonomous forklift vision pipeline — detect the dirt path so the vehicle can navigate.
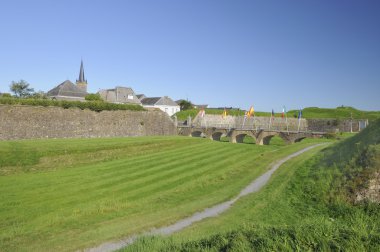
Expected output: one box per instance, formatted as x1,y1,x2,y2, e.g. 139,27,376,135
85,144,325,252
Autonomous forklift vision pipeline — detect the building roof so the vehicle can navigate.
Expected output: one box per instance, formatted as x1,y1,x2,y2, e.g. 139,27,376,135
136,94,146,100
141,97,161,105
47,80,87,98
141,96,179,106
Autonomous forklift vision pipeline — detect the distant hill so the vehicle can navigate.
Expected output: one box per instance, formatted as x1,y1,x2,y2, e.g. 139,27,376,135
288,106,380,120
174,106,380,121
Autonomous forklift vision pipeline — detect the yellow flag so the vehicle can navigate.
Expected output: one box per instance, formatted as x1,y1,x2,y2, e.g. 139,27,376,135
222,108,227,118
247,106,254,117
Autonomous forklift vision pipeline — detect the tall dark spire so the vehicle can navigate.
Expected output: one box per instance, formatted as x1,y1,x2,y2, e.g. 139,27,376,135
76,59,88,92
77,60,86,83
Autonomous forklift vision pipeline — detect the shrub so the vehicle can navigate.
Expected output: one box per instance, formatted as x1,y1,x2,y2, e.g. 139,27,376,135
1,93,12,98
0,97,145,112
85,93,103,101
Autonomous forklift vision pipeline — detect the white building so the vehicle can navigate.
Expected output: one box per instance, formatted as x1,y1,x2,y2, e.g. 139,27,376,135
140,96,180,116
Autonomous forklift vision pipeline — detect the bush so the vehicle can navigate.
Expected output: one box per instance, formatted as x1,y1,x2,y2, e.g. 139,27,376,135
85,93,102,101
1,93,12,98
0,97,145,112
324,132,337,139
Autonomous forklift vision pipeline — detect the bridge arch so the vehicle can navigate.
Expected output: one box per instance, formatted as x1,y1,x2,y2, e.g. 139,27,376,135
234,133,256,144
256,131,278,145
191,131,204,138
211,131,226,141
294,137,306,143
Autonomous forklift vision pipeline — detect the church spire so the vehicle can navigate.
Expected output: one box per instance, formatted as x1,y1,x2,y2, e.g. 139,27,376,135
76,59,88,92
78,60,86,83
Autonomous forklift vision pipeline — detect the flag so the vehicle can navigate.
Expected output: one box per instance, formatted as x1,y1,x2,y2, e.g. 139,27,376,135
282,106,286,118
271,109,275,118
247,106,254,117
199,109,205,118
222,108,227,118
298,108,302,119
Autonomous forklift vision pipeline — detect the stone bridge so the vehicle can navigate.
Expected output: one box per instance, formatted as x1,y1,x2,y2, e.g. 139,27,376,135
177,126,326,145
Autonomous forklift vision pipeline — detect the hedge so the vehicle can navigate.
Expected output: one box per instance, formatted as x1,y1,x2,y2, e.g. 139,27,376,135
0,97,145,112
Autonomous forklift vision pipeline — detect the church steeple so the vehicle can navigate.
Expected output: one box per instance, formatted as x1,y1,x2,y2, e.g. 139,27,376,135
76,60,88,92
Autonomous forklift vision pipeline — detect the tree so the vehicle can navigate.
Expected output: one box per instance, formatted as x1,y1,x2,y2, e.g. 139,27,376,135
10,80,34,97
178,99,193,110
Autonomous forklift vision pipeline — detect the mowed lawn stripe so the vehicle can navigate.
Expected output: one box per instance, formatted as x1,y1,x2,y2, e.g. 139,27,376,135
0,140,211,203
0,141,220,211
0,137,287,251
111,146,248,199
14,144,240,213
0,141,236,220
22,146,252,239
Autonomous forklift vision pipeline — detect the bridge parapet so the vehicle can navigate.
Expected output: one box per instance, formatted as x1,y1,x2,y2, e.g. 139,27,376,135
177,125,326,145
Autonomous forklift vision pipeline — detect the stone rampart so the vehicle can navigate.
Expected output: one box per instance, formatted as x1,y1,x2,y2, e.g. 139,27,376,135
0,105,176,140
306,118,368,132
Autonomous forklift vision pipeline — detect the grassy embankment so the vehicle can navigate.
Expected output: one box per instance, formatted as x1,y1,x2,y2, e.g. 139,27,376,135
123,119,380,251
175,106,380,121
0,135,328,251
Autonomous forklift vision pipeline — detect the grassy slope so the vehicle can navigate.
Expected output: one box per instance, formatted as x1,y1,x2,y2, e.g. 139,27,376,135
0,136,326,251
124,120,380,251
175,106,380,121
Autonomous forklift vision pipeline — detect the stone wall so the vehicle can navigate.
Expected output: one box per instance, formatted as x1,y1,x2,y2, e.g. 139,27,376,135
0,105,176,140
306,118,368,132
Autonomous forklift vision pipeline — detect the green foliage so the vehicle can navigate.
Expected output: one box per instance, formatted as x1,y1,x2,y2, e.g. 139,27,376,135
85,93,103,101
0,97,144,112
9,80,34,97
0,93,12,97
324,132,337,139
178,99,194,110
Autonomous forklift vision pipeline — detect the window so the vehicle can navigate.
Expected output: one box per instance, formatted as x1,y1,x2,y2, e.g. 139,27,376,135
127,95,133,100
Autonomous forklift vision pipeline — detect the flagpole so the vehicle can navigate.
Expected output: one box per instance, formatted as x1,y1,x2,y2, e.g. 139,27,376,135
285,112,289,133
297,109,302,132
269,114,272,130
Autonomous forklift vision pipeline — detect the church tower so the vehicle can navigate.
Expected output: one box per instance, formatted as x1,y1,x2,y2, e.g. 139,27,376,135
76,60,87,92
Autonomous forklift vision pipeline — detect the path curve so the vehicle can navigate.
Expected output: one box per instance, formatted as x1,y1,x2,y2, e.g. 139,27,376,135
85,144,325,252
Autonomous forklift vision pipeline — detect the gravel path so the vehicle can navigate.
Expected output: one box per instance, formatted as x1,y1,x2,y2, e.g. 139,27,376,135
85,144,325,252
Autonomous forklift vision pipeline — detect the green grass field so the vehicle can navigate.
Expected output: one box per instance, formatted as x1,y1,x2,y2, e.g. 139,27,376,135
123,120,380,251
0,135,328,251
174,106,380,121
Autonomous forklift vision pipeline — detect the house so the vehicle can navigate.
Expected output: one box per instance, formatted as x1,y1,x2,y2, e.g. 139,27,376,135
98,86,142,105
136,94,146,100
47,60,88,101
141,96,180,116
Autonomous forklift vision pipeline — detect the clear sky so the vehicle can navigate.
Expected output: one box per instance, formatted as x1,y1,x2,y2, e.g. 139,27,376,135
1,0,379,111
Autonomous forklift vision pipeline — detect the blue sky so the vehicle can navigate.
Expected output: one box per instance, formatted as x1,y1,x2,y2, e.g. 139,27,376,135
1,0,379,111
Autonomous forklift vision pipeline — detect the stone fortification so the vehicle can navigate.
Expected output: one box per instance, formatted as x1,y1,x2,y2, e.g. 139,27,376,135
306,118,368,133
0,105,176,140
192,114,307,131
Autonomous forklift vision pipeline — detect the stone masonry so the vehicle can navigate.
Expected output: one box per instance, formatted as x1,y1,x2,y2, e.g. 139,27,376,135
0,105,176,140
